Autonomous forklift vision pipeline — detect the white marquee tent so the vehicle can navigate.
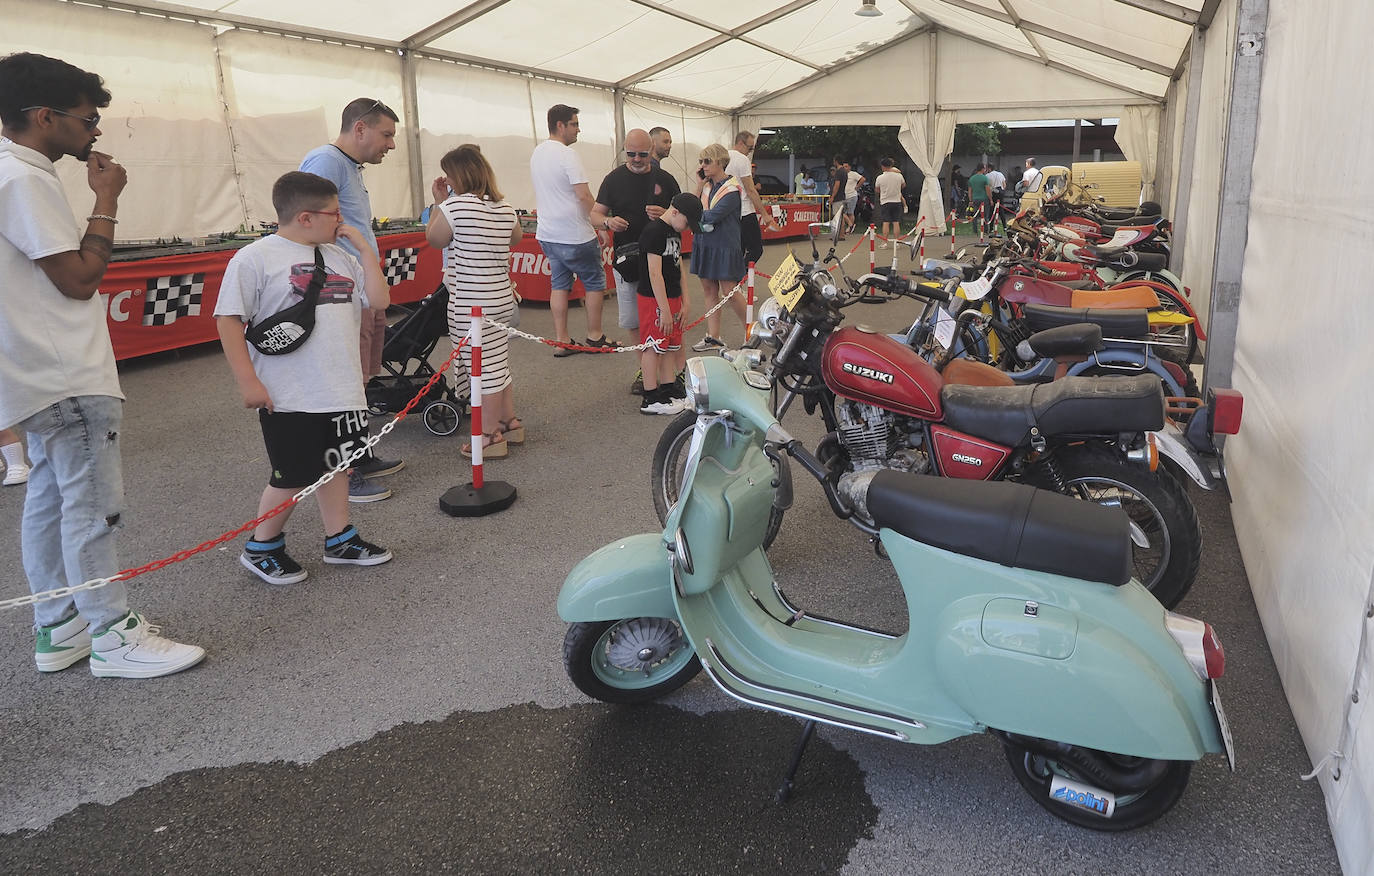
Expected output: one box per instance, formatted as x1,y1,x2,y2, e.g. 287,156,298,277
3,1,1371,871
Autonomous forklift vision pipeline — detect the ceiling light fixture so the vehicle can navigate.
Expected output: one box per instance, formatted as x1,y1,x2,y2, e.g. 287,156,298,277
856,0,882,17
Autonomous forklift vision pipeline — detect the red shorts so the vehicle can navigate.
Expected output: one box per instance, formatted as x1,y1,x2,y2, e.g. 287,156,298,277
637,295,683,352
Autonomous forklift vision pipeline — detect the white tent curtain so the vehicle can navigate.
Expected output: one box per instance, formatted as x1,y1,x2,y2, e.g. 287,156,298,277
897,109,956,234
1113,105,1161,201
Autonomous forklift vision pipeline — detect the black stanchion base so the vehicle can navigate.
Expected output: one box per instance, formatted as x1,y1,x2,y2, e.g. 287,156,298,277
439,481,517,517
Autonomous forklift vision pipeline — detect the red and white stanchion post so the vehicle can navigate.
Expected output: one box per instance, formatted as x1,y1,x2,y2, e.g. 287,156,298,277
917,215,926,261
949,208,957,256
978,203,986,246
745,261,756,341
440,305,517,517
868,225,876,274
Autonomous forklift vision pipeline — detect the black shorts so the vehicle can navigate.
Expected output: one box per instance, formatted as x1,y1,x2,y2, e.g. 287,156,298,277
879,202,903,222
739,213,763,265
259,409,371,488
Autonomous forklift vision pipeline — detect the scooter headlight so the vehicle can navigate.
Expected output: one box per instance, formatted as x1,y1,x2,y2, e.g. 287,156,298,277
755,297,785,347
685,358,709,412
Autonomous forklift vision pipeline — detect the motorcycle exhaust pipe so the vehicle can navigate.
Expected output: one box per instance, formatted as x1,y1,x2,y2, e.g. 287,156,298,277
994,731,1174,793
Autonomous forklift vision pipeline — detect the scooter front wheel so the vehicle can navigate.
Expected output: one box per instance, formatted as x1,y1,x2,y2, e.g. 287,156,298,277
1001,741,1192,831
563,619,701,704
651,410,786,549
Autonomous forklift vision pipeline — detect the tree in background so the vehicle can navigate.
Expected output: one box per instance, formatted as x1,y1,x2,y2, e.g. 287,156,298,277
953,122,1008,160
753,122,1007,174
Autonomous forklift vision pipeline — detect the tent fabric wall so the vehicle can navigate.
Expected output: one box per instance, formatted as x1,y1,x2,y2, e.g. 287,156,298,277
2,0,242,240
896,110,956,233
1227,1,1374,872
1112,105,1160,201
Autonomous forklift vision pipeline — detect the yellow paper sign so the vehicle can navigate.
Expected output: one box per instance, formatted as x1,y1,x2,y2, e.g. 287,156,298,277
768,253,806,313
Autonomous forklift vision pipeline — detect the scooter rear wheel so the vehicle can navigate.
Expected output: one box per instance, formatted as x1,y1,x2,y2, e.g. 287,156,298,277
563,619,701,704
1002,742,1192,831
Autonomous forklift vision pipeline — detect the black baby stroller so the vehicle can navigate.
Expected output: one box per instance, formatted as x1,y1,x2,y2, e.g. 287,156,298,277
365,284,467,436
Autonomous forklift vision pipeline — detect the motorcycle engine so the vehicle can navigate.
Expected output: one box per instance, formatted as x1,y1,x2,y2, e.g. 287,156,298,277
835,400,927,473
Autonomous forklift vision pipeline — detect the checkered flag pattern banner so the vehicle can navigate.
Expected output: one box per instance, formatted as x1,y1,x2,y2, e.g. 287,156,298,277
142,273,204,326
383,247,420,286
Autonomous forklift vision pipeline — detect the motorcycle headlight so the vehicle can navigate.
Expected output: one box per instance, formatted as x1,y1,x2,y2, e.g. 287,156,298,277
755,297,785,347
685,358,709,412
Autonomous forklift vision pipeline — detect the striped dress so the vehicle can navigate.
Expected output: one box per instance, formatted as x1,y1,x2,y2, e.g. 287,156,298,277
439,193,518,395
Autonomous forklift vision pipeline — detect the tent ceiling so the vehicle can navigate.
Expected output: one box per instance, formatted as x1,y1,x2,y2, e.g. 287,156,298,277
93,0,1206,112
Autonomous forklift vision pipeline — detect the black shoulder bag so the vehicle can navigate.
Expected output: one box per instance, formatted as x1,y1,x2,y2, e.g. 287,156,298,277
244,247,326,355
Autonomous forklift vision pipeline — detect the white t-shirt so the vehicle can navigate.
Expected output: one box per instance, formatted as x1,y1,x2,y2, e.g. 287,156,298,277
530,139,594,245
0,139,124,428
844,171,861,200
213,235,370,413
876,170,906,205
725,149,756,217
987,170,1007,190
1023,166,1041,190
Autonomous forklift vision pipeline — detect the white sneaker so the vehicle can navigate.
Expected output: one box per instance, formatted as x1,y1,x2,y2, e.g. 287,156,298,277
2,462,29,485
35,613,92,672
89,612,206,678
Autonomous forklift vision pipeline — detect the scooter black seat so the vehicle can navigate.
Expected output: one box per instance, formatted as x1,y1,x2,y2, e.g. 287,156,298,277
1023,302,1150,337
939,375,1165,449
864,469,1132,586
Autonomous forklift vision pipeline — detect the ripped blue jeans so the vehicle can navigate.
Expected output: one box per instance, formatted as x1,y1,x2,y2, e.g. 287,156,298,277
17,395,130,631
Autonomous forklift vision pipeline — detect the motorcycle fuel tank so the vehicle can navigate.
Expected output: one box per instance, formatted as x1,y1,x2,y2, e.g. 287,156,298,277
821,326,943,419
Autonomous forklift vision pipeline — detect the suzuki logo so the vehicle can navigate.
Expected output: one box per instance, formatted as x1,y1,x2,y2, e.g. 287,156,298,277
952,452,983,466
842,362,895,384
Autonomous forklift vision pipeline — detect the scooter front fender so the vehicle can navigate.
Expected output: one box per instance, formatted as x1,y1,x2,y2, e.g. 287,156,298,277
556,533,677,623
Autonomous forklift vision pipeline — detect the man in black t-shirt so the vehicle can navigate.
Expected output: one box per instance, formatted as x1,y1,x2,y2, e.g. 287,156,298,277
590,128,681,393
636,193,702,415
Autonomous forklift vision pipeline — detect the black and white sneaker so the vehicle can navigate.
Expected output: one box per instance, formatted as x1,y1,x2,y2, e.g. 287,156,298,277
640,388,686,416
323,526,394,566
240,538,308,584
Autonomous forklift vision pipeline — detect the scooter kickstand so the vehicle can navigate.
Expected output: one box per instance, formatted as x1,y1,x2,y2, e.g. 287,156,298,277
774,720,817,804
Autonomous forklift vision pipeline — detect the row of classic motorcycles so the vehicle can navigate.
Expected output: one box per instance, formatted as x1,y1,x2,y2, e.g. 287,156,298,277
555,209,1239,831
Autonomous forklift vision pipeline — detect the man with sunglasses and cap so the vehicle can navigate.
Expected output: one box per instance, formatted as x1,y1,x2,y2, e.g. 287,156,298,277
0,52,205,678
590,128,681,394
300,97,402,503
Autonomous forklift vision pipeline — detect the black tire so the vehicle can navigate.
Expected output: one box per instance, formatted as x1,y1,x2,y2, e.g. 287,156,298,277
651,410,786,549
1024,447,1202,608
1002,743,1191,831
562,619,701,704
422,400,462,436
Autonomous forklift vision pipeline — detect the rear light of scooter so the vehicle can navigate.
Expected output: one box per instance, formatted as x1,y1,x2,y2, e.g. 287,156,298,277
1165,611,1226,680
1209,388,1244,435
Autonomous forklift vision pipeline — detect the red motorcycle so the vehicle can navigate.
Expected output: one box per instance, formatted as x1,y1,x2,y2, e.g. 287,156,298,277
652,232,1206,608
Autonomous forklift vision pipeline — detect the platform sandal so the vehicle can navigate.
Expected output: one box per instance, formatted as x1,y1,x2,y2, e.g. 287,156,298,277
461,430,508,459
498,417,525,445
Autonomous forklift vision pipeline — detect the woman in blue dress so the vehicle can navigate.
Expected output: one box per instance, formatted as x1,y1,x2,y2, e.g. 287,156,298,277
688,143,744,350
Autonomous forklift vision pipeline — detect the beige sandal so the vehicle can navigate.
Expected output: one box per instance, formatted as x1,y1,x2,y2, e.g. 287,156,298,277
499,417,525,445
461,431,508,459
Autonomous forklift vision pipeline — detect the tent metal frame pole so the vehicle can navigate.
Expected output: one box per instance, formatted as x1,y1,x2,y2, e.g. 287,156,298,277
1203,0,1269,394
1168,26,1208,280
400,51,425,216
613,89,627,172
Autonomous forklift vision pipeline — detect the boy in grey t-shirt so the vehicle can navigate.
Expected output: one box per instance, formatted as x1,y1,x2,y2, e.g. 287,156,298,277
214,171,392,584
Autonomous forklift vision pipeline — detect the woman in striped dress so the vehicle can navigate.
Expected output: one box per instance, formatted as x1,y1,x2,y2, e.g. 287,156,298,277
425,144,524,458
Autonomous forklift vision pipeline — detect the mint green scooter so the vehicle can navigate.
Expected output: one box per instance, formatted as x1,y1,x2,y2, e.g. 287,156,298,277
557,354,1234,831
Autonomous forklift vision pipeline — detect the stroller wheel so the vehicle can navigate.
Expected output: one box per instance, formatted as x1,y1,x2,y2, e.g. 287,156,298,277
423,400,462,436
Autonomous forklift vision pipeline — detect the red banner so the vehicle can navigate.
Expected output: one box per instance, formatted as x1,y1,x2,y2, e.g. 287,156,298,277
100,231,441,361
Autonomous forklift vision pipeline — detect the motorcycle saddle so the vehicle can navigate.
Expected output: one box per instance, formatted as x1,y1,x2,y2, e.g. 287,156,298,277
1024,323,1104,358
939,374,1165,448
864,469,1132,586
1022,302,1150,337
1069,286,1159,310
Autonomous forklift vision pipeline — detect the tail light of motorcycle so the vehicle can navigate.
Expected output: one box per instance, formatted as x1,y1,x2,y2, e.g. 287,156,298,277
1209,388,1244,435
1165,611,1226,680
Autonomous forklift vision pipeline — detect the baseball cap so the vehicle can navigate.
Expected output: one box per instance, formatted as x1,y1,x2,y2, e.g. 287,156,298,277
670,192,703,232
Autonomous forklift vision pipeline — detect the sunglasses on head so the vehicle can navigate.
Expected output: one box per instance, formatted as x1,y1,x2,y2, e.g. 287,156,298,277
625,150,651,158
22,106,100,131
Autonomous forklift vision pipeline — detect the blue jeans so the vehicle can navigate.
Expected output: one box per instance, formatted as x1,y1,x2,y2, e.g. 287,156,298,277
17,395,130,631
539,239,607,293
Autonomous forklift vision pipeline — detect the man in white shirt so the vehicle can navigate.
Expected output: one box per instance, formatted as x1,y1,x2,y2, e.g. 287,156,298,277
1022,157,1041,192
875,157,906,240
0,51,204,678
986,165,1008,234
531,104,613,355
698,130,776,350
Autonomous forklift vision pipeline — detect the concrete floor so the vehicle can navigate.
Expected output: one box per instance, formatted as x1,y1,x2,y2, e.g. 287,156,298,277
0,240,1341,874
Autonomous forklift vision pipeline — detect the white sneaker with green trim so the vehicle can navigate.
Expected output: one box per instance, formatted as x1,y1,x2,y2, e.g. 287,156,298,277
35,613,92,672
89,612,206,678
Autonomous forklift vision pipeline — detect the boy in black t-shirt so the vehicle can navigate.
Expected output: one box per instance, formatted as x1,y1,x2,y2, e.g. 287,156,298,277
638,193,702,415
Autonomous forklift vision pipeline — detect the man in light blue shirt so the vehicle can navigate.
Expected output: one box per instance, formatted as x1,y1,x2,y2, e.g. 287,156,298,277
300,98,402,501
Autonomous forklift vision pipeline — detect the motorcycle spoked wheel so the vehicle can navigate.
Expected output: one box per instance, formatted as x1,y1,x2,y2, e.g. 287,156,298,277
650,410,787,550
1001,743,1192,831
562,618,701,704
1024,448,1201,609
1113,272,1198,366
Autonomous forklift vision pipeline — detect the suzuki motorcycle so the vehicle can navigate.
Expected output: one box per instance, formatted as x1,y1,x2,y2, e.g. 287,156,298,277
653,226,1204,609
560,353,1235,830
